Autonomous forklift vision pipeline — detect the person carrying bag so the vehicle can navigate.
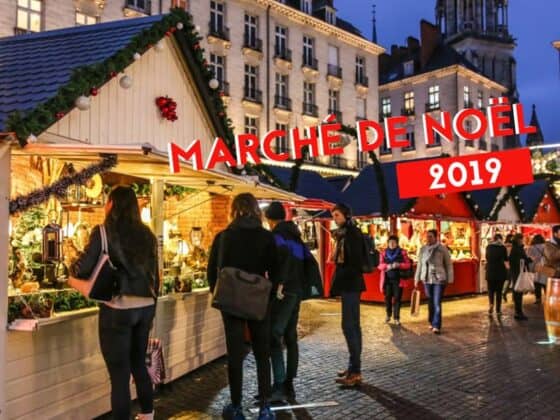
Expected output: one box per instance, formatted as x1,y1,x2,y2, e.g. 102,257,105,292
207,193,277,420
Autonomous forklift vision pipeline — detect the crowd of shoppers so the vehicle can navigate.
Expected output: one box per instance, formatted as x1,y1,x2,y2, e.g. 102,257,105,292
67,189,560,419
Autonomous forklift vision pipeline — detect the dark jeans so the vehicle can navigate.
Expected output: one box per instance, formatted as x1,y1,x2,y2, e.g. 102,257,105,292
513,291,524,315
270,294,301,387
535,282,546,301
488,280,505,313
424,284,446,330
384,279,403,320
341,291,362,374
221,311,272,408
98,304,156,419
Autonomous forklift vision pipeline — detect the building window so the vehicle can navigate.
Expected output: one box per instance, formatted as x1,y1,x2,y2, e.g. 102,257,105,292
404,91,415,115
477,90,484,109
427,85,440,110
244,14,259,50
380,139,391,155
355,56,367,85
330,154,343,168
16,0,42,33
75,11,97,25
275,73,290,109
357,150,368,169
303,35,315,67
244,65,260,102
210,1,225,32
463,85,471,108
404,129,416,151
381,97,391,118
275,123,289,154
327,45,341,77
428,132,442,148
210,54,227,93
328,89,340,112
275,25,289,58
403,60,414,76
245,116,259,136
125,0,150,13
303,82,317,116
356,98,366,120
302,0,312,14
325,8,336,25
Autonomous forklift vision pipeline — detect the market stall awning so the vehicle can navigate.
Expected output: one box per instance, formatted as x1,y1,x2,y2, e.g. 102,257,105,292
342,162,415,217
12,143,304,202
468,188,500,219
516,179,560,223
266,166,344,205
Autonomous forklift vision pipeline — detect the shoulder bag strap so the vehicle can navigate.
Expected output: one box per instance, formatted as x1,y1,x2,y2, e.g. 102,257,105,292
99,224,108,255
217,230,227,271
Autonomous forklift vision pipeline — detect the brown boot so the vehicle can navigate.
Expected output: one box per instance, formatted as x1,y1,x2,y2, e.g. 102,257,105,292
336,373,362,387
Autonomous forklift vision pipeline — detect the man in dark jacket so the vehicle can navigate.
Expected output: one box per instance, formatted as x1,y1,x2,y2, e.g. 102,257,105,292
330,203,365,387
265,202,308,402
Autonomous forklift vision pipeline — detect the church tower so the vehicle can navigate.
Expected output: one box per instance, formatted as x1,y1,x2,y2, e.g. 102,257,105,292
435,0,517,98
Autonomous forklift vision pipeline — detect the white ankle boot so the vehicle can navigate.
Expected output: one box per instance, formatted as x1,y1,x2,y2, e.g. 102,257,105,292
135,412,154,420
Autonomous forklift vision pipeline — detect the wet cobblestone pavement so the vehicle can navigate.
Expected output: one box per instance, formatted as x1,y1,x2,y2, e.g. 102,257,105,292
101,295,560,419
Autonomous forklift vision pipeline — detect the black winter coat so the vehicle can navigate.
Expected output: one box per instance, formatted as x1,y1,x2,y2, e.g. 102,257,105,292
71,225,159,298
485,242,508,285
207,216,277,294
330,220,366,297
509,244,531,285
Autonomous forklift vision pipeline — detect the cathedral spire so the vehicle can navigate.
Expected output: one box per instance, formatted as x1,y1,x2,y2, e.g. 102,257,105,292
526,104,545,147
372,3,377,44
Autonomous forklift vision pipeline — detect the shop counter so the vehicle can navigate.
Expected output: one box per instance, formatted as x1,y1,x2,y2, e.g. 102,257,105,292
323,259,479,303
4,290,225,420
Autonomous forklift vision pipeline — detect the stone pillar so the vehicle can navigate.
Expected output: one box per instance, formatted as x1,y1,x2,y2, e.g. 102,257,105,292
0,143,10,420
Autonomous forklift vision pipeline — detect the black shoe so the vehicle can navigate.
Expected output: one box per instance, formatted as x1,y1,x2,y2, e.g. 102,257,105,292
284,380,296,400
514,314,529,321
269,384,287,403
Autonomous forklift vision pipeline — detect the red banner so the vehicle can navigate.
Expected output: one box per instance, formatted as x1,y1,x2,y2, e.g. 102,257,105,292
396,148,534,199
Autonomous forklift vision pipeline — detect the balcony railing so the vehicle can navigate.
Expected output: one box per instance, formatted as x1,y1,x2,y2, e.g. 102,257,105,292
208,22,230,41
463,99,473,108
302,55,318,70
327,64,342,78
125,0,151,14
425,102,441,112
402,107,415,116
220,81,230,96
274,46,292,62
302,102,318,117
355,74,369,87
274,96,292,111
243,87,263,104
243,34,263,52
328,109,342,122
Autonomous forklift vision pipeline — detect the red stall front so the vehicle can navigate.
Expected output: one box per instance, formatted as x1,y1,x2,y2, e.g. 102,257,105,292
323,192,479,302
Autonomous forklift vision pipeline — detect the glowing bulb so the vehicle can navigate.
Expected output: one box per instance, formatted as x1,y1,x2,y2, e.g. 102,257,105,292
141,206,151,224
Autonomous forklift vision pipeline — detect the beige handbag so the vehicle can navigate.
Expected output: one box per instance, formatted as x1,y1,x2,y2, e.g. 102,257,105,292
410,288,421,317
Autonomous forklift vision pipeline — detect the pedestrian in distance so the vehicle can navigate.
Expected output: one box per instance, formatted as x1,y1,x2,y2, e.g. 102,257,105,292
264,202,309,403
378,235,412,325
509,233,532,321
330,203,366,387
207,193,277,420
485,233,509,316
502,233,514,303
414,229,454,334
70,186,159,420
543,225,560,279
527,234,547,304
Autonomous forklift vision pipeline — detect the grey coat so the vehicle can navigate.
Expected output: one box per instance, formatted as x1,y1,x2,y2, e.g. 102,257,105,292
414,243,454,286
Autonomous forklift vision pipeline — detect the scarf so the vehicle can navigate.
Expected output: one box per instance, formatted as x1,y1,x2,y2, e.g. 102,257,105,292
385,247,402,264
331,224,348,265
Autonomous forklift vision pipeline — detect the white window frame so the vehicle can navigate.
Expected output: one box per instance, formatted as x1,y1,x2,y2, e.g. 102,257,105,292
356,97,367,119
328,89,340,112
302,0,312,14
303,82,315,105
210,54,226,84
210,0,225,32
244,13,258,46
403,60,414,76
244,64,258,91
463,85,471,107
245,116,259,136
428,85,440,108
303,35,314,65
381,97,391,117
275,25,288,55
275,123,289,154
275,73,289,98
16,0,42,33
404,91,415,113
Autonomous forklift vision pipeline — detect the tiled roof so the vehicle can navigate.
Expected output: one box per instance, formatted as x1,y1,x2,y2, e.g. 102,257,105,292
0,15,163,131
266,166,344,204
342,162,415,216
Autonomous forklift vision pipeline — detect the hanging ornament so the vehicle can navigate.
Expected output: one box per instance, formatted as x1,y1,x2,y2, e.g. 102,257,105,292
75,95,91,111
26,134,37,144
119,75,133,89
109,71,117,78
195,25,200,32
155,96,178,122
155,40,165,52
90,87,99,96
133,52,141,61
194,43,200,50
176,22,184,30
165,31,171,37
55,112,65,119
209,78,220,90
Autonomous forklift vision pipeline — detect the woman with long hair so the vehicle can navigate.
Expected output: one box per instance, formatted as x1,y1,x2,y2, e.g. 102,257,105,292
509,233,532,320
70,186,159,420
207,193,277,420
485,234,508,316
